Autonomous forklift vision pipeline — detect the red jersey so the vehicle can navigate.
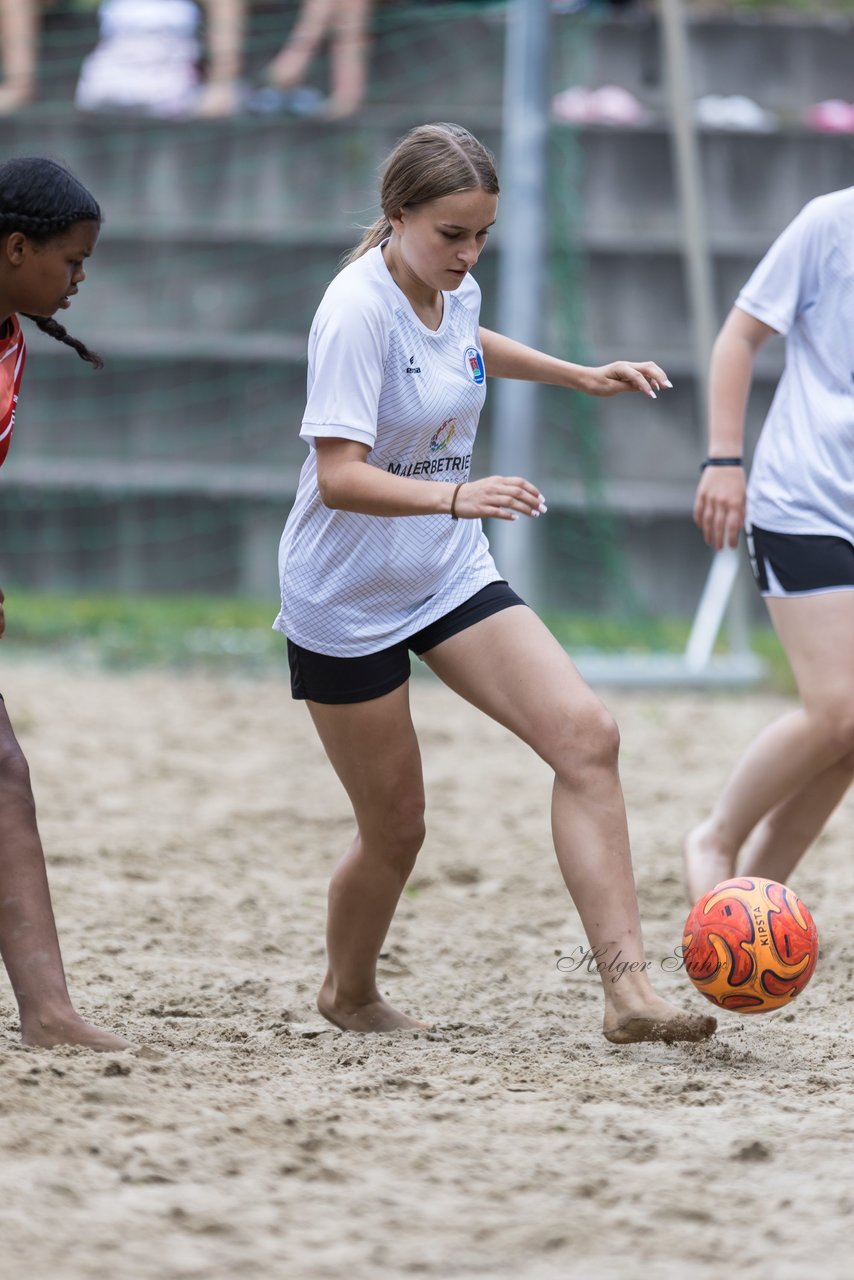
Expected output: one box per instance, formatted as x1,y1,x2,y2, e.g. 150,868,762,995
0,315,26,469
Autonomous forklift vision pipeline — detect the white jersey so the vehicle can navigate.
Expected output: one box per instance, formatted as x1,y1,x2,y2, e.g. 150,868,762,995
274,244,501,656
736,188,854,544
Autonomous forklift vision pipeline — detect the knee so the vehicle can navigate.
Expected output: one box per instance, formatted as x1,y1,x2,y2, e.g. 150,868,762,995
551,699,621,784
816,709,854,763
377,794,426,870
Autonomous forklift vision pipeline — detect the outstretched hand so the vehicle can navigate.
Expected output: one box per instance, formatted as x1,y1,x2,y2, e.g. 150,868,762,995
582,361,671,399
452,477,547,522
693,467,746,550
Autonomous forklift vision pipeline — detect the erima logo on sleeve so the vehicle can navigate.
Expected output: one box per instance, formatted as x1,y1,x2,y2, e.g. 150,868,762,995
464,346,485,384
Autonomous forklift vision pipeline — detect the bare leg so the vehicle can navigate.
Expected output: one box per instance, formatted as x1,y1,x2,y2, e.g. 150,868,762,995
0,701,129,1049
196,0,245,117
323,0,372,119
737,747,853,884
307,682,430,1033
685,590,854,900
0,0,40,113
423,606,716,1045
266,0,336,89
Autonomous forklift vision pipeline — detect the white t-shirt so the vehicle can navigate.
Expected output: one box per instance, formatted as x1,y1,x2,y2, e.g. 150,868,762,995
75,0,201,117
736,188,854,543
274,244,501,656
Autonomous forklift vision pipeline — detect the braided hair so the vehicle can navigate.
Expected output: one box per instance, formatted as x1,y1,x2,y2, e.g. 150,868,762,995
0,156,103,369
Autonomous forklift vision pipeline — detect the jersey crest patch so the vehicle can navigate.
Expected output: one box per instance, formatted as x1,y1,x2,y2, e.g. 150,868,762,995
464,346,485,385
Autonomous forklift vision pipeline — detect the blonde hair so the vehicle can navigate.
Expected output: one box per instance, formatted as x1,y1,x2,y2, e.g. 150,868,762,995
344,122,499,265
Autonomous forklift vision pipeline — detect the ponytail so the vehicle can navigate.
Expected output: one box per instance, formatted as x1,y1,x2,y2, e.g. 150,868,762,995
22,313,103,369
342,214,393,266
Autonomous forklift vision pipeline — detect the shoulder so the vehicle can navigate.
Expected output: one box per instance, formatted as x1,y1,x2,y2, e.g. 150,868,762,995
315,248,396,329
787,188,854,247
807,188,854,252
307,251,395,369
801,187,854,220
0,314,24,348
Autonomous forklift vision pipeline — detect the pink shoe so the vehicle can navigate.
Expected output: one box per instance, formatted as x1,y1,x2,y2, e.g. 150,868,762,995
551,86,596,124
552,84,649,127
587,85,649,126
803,99,854,133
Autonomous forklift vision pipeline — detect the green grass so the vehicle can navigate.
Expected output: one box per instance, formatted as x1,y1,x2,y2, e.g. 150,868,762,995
0,589,795,692
0,590,284,672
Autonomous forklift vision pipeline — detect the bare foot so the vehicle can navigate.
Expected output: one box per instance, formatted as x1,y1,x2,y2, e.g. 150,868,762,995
684,819,735,905
603,995,716,1045
318,980,430,1033
0,82,34,115
194,81,241,118
21,1011,132,1052
318,95,362,121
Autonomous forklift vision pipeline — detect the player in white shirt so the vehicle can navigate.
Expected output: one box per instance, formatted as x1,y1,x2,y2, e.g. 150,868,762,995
688,189,854,900
279,122,717,1045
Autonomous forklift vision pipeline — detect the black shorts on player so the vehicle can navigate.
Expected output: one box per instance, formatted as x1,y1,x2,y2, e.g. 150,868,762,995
746,525,854,598
287,581,525,704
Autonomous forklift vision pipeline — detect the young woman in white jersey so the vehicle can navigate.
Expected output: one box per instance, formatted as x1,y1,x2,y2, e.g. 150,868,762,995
687,189,854,900
0,156,128,1050
277,122,716,1044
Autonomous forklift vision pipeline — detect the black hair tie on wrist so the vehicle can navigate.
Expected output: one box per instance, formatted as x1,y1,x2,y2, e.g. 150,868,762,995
700,457,743,471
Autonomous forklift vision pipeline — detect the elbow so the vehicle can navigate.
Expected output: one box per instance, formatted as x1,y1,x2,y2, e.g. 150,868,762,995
316,472,341,509
316,464,352,510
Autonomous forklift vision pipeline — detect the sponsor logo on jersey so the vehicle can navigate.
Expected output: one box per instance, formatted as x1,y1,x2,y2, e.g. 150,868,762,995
406,353,421,374
387,453,472,478
464,346,485,385
429,417,456,453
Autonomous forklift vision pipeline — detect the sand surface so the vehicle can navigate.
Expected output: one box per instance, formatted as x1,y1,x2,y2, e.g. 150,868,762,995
0,659,851,1280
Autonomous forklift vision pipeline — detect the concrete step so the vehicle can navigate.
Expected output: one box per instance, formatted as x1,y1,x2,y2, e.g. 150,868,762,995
552,10,854,116
73,223,773,343
17,325,781,491
4,105,853,240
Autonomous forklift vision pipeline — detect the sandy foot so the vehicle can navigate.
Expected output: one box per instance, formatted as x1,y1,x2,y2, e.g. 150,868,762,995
318,981,431,1034
603,1009,717,1045
21,1013,133,1052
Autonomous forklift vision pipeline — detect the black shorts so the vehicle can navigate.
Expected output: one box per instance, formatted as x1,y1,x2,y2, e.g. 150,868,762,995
287,581,526,704
747,524,854,598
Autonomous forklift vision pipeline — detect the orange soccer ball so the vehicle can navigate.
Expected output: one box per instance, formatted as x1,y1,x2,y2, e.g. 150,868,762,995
682,877,819,1014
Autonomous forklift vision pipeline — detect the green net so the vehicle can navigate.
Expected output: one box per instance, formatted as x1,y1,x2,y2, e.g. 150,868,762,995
2,1,842,646
1,1,634,619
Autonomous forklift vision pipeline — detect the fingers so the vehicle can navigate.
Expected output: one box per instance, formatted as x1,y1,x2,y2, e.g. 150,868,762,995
458,477,548,521
488,478,547,521
694,493,745,549
632,362,673,398
641,362,672,392
612,361,673,398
